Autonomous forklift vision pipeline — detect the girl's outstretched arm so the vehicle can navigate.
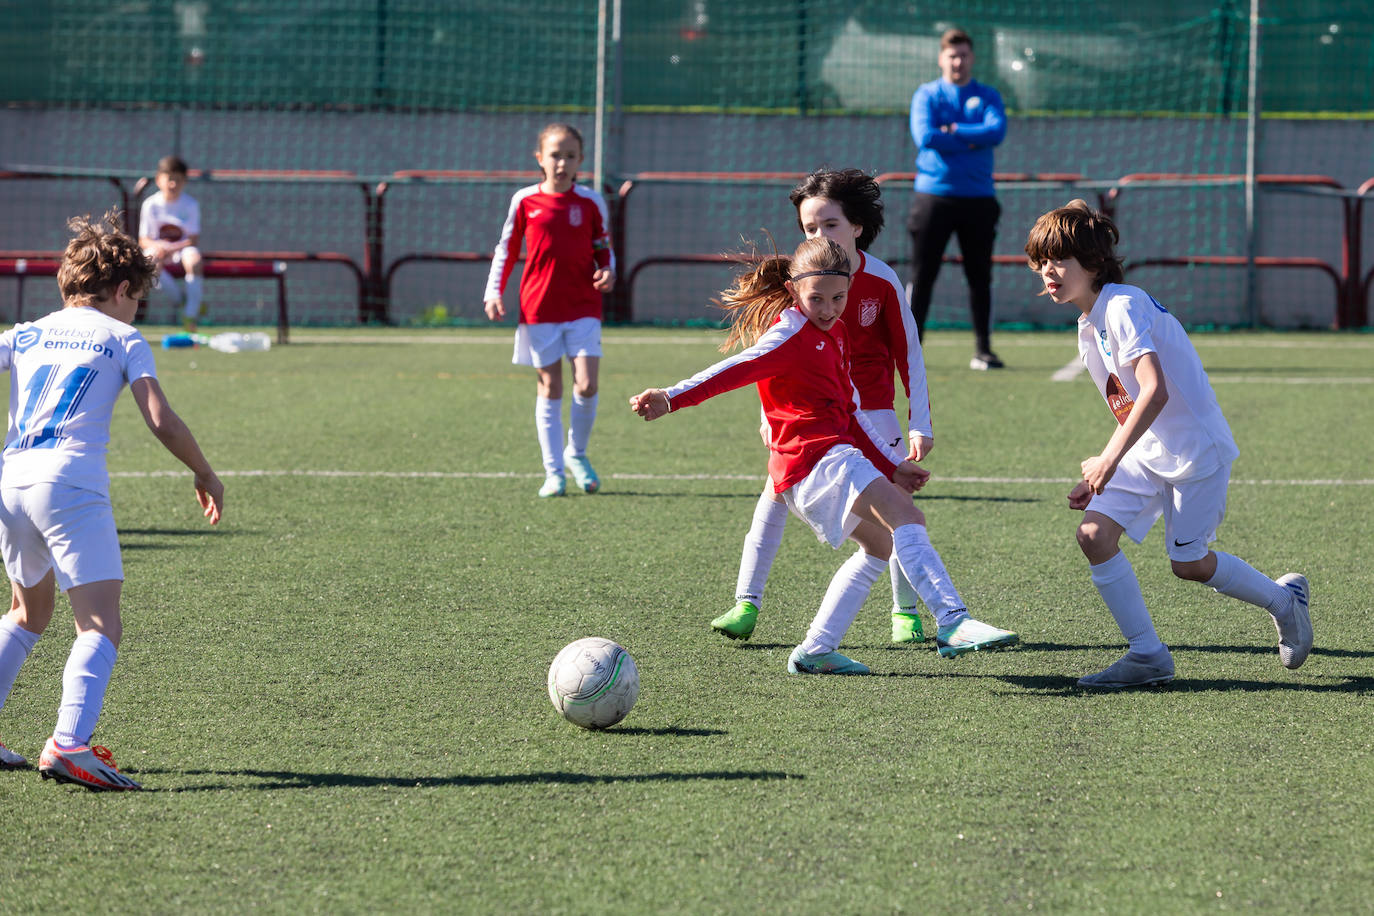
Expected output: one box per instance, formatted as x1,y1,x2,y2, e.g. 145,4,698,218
629,388,671,420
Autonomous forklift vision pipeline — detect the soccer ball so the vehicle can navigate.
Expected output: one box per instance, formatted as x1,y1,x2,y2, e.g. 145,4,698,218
547,637,639,729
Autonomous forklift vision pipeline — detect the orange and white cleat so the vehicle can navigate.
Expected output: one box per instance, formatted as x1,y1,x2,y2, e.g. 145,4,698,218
38,738,142,791
0,739,27,769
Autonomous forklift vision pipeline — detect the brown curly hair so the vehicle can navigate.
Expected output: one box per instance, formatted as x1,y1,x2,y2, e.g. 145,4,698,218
58,210,159,308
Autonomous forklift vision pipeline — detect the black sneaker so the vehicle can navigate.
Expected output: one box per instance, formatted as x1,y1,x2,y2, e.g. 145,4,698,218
969,351,1005,370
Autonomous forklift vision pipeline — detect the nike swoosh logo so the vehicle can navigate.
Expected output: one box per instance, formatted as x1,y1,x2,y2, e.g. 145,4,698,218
1173,538,1198,547
816,343,825,350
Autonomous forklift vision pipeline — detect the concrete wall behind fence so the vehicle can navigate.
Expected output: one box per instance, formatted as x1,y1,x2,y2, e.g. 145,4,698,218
2,108,1369,329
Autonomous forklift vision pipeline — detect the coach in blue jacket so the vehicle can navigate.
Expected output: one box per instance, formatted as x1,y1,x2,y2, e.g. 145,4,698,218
907,28,1008,370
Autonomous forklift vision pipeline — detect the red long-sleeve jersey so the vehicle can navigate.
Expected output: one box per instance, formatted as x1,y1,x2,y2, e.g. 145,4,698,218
845,251,933,439
484,184,614,324
664,308,907,493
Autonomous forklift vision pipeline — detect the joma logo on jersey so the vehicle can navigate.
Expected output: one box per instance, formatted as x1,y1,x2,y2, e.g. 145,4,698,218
858,299,880,327
568,206,583,227
14,328,41,353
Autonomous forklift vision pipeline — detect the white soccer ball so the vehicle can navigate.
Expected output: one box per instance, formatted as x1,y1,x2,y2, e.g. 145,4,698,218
547,637,639,729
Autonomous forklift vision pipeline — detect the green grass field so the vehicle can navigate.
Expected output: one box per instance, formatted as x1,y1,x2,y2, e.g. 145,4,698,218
1,326,1371,913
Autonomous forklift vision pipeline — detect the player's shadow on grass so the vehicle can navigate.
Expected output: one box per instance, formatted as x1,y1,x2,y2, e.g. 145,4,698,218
136,767,799,793
1017,640,1374,660
593,491,762,500
119,527,245,550
915,494,1042,504
990,673,1374,696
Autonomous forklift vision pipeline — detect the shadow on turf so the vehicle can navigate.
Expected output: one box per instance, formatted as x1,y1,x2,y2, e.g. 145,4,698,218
133,767,800,792
986,672,1374,696
119,527,246,550
1011,640,1374,660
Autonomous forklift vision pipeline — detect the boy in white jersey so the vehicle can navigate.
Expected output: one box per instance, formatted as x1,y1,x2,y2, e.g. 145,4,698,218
1026,200,1311,689
139,155,206,332
0,212,223,789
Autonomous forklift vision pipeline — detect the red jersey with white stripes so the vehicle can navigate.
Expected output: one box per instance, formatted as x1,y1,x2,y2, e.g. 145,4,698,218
484,184,614,324
664,308,906,493
844,251,933,438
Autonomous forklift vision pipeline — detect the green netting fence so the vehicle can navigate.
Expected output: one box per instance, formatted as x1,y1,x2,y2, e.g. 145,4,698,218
1,1,1371,329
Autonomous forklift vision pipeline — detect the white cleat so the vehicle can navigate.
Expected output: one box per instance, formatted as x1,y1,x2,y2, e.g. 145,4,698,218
38,738,142,791
1272,573,1313,670
0,739,27,769
1078,649,1175,690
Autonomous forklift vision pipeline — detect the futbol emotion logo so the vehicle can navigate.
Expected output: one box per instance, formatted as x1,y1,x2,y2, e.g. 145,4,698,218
568,206,583,227
14,328,41,353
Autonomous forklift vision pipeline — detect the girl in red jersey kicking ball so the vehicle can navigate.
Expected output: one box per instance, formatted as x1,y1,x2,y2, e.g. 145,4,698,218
484,124,615,497
630,237,1017,674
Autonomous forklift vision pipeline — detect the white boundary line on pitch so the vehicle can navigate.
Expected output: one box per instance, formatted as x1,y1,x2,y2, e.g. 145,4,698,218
286,332,1374,349
107,469,1374,486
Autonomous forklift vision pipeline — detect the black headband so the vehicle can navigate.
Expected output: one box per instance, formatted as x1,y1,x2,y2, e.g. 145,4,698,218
789,269,849,281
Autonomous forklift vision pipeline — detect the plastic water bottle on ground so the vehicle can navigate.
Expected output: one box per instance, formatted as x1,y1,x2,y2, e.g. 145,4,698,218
207,332,272,353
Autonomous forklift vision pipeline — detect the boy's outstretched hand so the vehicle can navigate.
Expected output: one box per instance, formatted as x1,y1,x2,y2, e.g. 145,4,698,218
195,471,224,525
892,460,931,494
629,388,671,421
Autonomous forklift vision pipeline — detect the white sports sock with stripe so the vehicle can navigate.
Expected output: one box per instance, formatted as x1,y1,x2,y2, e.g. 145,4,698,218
801,551,888,655
54,631,117,748
735,492,788,605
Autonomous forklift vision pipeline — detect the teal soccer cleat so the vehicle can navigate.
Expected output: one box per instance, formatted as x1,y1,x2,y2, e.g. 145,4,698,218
563,447,600,494
935,616,1019,658
787,646,870,675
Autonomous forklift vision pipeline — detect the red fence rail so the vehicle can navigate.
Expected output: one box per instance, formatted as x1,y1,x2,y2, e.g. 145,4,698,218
2,168,1369,330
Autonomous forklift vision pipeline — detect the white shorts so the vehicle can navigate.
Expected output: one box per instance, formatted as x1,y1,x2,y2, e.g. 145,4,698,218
1087,454,1231,562
861,408,903,451
782,444,884,548
0,484,123,590
512,317,602,369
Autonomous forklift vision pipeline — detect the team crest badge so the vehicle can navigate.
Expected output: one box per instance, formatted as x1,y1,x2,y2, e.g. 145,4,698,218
568,206,583,227
859,298,880,327
14,328,41,353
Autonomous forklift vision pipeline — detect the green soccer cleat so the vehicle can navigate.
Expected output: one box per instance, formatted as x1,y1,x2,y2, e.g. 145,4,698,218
787,646,870,675
538,473,566,498
711,600,758,641
563,447,600,494
891,610,926,644
935,616,1019,658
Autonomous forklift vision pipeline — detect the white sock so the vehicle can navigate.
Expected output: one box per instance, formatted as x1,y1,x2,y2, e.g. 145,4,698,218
54,631,117,748
890,524,966,627
0,617,41,712
735,492,789,605
801,551,888,655
535,396,563,475
1206,551,1287,613
567,393,598,456
1091,551,1166,656
183,274,204,317
891,558,920,614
